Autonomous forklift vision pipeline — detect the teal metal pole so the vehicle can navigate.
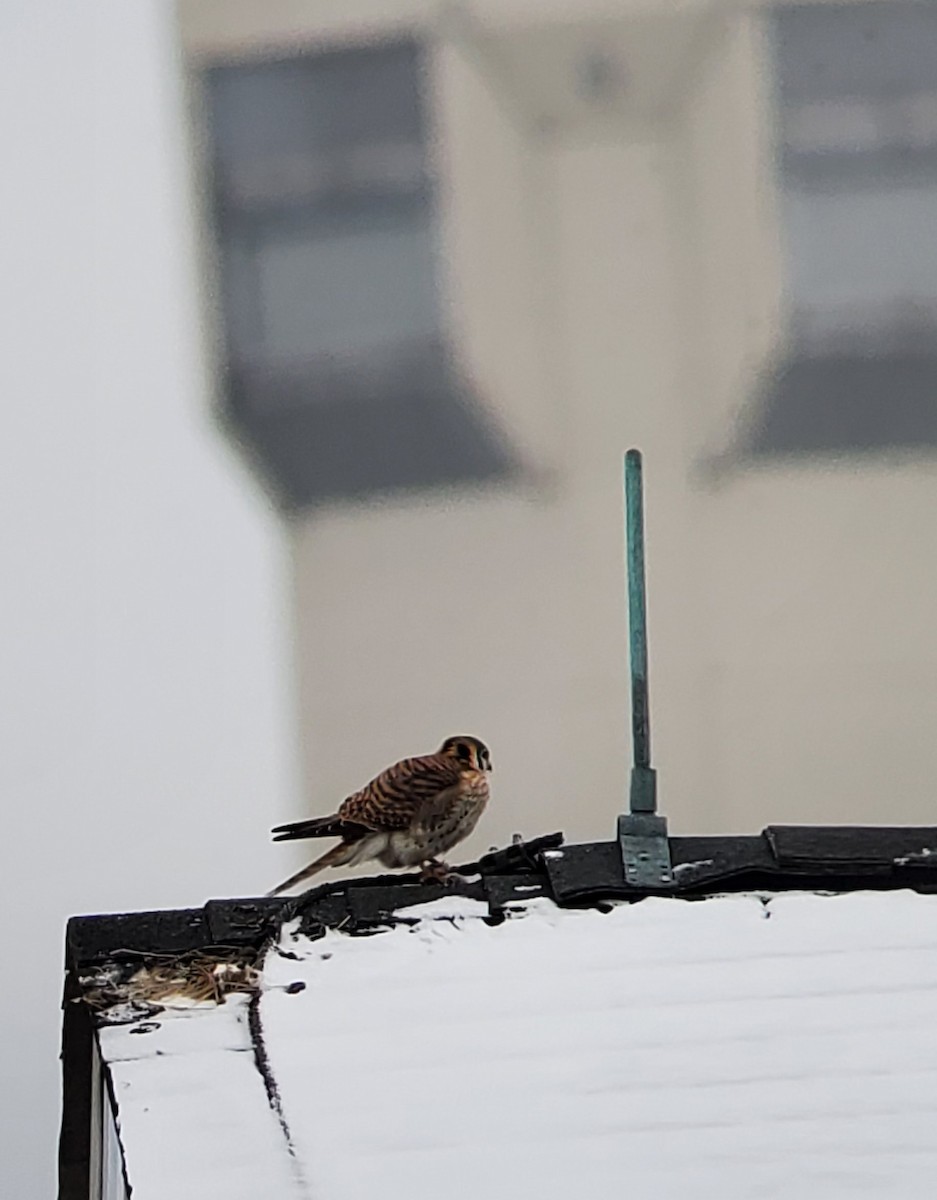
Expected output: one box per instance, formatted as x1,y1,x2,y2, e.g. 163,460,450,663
624,449,656,814
620,449,671,886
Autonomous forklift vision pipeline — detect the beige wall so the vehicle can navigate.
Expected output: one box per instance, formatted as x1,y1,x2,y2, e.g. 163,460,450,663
290,115,702,853
183,0,937,854
701,461,937,831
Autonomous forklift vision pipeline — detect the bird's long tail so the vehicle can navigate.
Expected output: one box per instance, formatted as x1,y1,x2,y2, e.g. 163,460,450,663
266,840,359,897
270,814,344,843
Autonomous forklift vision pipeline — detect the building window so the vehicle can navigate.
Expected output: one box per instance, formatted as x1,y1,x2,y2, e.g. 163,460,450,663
753,1,937,455
201,41,511,508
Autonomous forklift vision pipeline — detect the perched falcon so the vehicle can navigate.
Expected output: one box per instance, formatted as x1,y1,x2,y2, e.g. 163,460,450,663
267,735,492,896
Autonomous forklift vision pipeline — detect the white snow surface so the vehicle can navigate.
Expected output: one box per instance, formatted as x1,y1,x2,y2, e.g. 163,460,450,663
99,891,937,1199
98,995,303,1200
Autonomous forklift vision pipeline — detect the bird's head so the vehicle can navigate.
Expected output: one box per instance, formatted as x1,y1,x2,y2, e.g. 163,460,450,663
439,735,492,772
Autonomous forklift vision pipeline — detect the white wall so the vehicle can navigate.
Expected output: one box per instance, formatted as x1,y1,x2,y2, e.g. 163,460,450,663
0,3,298,1197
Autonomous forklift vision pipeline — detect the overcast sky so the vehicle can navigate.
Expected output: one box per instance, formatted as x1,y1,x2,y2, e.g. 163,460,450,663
0,4,300,1196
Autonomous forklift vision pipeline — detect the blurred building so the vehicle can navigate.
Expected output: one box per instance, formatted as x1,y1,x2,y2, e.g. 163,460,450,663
178,0,937,844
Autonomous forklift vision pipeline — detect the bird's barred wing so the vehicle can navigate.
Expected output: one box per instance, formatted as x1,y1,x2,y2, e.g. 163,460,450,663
338,754,464,831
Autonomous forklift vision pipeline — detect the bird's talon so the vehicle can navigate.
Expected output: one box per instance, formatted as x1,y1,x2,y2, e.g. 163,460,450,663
420,860,458,885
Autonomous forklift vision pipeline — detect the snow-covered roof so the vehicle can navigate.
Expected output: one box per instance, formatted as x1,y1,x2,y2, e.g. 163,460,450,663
92,886,937,1200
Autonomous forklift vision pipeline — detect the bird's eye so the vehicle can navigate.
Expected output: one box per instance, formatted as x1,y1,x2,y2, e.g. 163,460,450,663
456,742,471,761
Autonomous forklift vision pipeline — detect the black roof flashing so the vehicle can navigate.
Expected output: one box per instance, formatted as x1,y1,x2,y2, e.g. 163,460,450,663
64,825,937,968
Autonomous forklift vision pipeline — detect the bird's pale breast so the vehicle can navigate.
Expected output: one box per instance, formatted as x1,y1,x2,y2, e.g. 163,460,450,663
419,771,488,847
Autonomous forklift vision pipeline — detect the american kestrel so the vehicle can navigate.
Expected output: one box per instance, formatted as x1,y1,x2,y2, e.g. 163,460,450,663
267,735,492,896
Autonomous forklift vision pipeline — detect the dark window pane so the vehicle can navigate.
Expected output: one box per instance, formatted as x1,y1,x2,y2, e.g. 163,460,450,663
752,2,937,457
247,210,438,384
201,41,510,507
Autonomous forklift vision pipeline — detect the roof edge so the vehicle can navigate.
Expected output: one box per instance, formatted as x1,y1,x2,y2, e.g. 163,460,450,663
64,825,937,966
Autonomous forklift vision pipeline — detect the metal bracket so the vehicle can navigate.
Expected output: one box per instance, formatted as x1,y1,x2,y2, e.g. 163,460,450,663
618,788,674,890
